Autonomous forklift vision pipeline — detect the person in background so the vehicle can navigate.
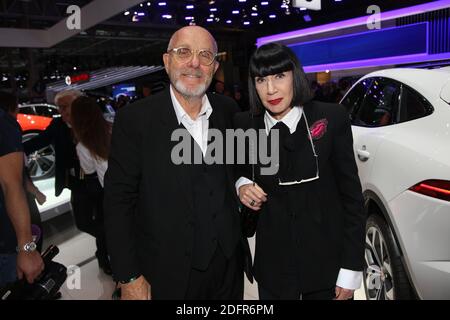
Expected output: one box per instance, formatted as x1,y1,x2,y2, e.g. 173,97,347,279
114,95,130,110
70,96,110,188
0,94,44,288
142,84,152,98
213,80,225,95
0,92,46,252
23,90,112,275
235,43,366,300
70,95,112,281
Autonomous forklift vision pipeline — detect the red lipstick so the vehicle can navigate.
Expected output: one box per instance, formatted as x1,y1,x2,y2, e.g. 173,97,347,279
268,98,283,106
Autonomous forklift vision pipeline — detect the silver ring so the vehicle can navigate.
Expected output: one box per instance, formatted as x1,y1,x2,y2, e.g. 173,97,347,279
250,200,256,206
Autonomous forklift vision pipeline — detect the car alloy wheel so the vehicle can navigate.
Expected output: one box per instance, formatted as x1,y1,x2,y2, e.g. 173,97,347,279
364,225,395,300
22,132,56,180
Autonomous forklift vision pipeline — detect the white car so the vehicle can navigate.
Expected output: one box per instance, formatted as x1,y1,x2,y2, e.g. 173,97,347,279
340,68,450,300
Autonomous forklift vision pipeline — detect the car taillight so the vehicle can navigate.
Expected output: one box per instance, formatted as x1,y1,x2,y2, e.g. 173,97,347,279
410,180,450,202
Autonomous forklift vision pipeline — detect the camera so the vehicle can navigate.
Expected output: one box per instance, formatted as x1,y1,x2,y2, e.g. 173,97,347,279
0,245,67,300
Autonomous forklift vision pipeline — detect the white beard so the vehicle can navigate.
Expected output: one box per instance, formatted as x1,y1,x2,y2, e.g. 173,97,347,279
170,69,212,98
173,79,207,98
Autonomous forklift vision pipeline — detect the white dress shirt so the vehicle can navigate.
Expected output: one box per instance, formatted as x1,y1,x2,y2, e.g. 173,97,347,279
170,85,212,156
235,106,362,291
76,143,108,188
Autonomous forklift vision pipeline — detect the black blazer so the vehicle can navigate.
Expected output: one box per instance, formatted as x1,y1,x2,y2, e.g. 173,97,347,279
103,89,250,299
23,117,77,197
234,101,366,295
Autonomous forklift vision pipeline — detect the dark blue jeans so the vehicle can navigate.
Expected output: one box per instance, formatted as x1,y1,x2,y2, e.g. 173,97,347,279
0,253,17,288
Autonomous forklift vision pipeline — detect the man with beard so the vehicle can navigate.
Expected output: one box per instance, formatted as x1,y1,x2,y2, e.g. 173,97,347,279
104,26,246,300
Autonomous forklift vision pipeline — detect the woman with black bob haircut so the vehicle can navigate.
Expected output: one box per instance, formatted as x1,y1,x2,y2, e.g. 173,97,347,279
234,43,366,300
247,42,313,115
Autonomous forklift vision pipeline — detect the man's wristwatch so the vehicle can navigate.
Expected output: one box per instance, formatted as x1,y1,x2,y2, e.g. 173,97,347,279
17,241,37,253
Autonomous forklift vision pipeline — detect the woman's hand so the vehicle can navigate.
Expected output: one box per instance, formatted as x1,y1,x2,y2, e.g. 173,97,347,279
334,286,354,300
238,183,267,211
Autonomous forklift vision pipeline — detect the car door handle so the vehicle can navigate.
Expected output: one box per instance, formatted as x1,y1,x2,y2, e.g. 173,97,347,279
357,149,370,162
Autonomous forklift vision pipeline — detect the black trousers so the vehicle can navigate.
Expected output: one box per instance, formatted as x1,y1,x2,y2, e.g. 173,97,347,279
184,244,244,300
258,285,336,300
70,178,108,264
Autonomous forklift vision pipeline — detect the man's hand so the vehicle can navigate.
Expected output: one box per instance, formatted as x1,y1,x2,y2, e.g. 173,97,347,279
16,251,45,284
238,183,267,211
334,286,354,300
121,275,151,300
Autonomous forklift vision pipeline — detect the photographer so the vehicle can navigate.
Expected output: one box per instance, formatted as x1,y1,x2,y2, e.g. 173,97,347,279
0,102,44,288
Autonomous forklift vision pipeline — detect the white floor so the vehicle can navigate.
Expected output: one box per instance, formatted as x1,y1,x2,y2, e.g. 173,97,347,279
43,212,366,300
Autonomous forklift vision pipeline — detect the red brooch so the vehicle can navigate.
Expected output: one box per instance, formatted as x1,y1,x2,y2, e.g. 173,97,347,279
310,119,328,140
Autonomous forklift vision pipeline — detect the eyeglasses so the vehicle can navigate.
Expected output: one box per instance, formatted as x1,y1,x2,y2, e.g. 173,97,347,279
278,109,319,186
167,47,217,66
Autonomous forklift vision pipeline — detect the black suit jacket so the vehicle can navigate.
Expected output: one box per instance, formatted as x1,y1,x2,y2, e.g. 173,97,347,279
104,89,249,299
23,117,77,197
234,101,366,295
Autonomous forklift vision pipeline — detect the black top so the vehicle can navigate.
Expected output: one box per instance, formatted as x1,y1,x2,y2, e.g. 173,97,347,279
103,89,248,298
234,101,366,296
0,109,23,253
23,117,79,196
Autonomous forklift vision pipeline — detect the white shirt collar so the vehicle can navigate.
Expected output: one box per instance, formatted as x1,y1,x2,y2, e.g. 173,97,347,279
170,85,213,124
264,106,303,135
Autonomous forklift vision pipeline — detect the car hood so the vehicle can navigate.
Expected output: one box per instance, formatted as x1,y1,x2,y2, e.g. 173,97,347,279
441,80,450,104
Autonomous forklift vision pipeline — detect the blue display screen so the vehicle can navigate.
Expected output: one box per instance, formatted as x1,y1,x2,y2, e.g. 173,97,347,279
289,22,428,66
112,83,136,99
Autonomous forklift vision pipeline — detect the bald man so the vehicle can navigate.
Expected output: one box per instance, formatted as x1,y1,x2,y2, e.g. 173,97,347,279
104,26,248,300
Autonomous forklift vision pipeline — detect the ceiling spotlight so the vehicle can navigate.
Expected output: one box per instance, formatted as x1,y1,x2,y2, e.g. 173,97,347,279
207,18,213,22
186,5,194,9
251,13,258,16
147,2,151,6
158,2,166,6
210,8,217,12
243,21,250,25
259,20,264,24
162,14,172,19
269,14,276,18
226,20,232,24
252,5,258,11
232,10,239,14
124,11,130,16
261,1,269,5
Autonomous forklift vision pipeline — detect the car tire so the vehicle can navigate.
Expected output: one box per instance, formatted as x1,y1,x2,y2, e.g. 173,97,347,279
22,131,56,181
364,213,415,300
